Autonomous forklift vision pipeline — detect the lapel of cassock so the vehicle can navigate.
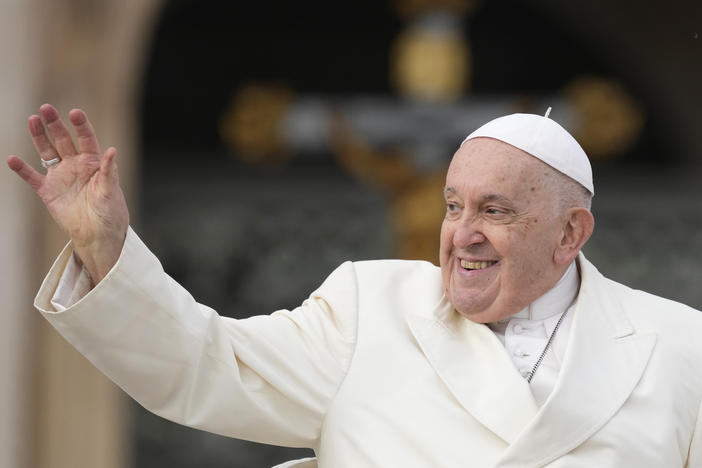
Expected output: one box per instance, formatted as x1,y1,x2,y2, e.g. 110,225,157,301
407,297,539,444
493,253,657,467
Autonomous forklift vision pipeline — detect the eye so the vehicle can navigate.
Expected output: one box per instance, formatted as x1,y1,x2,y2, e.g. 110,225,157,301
445,202,461,217
484,206,510,219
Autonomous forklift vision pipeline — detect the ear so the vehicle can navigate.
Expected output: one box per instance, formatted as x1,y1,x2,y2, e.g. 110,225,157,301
553,208,595,266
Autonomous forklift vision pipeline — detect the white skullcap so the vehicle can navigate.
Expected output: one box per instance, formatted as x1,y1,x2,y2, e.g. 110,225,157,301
462,111,594,195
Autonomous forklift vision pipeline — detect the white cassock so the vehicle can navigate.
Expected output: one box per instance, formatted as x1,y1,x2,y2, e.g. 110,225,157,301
36,227,702,467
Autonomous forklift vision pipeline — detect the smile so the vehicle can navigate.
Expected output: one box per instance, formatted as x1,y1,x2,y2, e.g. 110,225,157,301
460,259,497,271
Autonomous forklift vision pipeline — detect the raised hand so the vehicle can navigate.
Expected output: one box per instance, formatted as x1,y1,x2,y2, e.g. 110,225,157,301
7,104,129,283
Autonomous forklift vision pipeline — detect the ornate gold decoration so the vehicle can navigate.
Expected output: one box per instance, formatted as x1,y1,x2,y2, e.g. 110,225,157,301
563,76,644,161
219,84,294,164
391,24,470,102
330,114,445,263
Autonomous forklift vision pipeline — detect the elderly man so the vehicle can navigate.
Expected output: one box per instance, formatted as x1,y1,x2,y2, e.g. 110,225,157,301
7,104,702,467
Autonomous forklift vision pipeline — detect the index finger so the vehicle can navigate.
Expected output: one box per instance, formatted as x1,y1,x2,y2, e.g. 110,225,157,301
69,108,101,155
7,155,44,192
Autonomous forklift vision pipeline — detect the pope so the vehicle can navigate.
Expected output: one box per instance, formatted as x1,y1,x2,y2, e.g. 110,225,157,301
7,104,702,467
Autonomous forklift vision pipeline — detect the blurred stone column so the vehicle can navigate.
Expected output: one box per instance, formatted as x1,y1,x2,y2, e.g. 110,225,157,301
0,2,41,467
0,0,162,467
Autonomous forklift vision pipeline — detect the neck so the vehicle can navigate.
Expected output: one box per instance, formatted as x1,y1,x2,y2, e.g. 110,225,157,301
497,261,580,324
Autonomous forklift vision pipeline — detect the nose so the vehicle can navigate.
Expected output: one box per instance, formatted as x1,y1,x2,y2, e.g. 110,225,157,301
452,217,487,249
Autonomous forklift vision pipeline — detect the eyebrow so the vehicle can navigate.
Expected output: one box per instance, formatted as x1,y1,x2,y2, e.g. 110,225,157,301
443,187,516,206
479,193,514,205
443,186,456,197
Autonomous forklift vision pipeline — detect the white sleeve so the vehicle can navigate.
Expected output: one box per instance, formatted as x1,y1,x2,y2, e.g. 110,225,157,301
34,227,359,449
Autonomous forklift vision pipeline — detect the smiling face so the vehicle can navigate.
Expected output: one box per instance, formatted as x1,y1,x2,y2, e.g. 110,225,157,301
440,137,572,323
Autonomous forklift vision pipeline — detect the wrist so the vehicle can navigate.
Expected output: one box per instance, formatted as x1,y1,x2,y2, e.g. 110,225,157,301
72,227,127,283
71,252,94,288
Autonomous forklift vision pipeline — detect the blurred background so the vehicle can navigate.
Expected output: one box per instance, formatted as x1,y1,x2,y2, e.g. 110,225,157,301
1,0,701,467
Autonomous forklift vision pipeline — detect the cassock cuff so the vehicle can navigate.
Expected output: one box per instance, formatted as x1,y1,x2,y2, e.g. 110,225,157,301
34,227,131,314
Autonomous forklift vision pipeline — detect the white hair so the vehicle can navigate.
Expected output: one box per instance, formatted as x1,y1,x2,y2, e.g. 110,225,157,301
542,164,593,212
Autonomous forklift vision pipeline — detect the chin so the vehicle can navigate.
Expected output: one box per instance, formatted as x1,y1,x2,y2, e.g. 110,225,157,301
449,294,518,323
449,297,493,323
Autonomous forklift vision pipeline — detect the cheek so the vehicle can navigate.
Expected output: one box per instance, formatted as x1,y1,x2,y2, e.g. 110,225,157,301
488,227,536,270
439,221,453,289
506,226,557,274
439,221,453,254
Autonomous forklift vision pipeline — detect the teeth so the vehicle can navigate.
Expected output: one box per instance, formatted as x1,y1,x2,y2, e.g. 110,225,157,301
460,260,496,270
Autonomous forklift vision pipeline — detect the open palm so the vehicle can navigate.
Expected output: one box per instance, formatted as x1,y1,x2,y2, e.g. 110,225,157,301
7,104,129,282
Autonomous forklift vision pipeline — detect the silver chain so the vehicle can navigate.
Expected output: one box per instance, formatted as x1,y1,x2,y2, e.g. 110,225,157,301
525,308,569,383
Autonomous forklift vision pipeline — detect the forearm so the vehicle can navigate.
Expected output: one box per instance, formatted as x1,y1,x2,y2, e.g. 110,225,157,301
35,227,357,447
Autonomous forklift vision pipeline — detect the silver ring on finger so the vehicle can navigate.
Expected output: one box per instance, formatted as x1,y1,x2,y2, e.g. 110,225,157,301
40,157,61,169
